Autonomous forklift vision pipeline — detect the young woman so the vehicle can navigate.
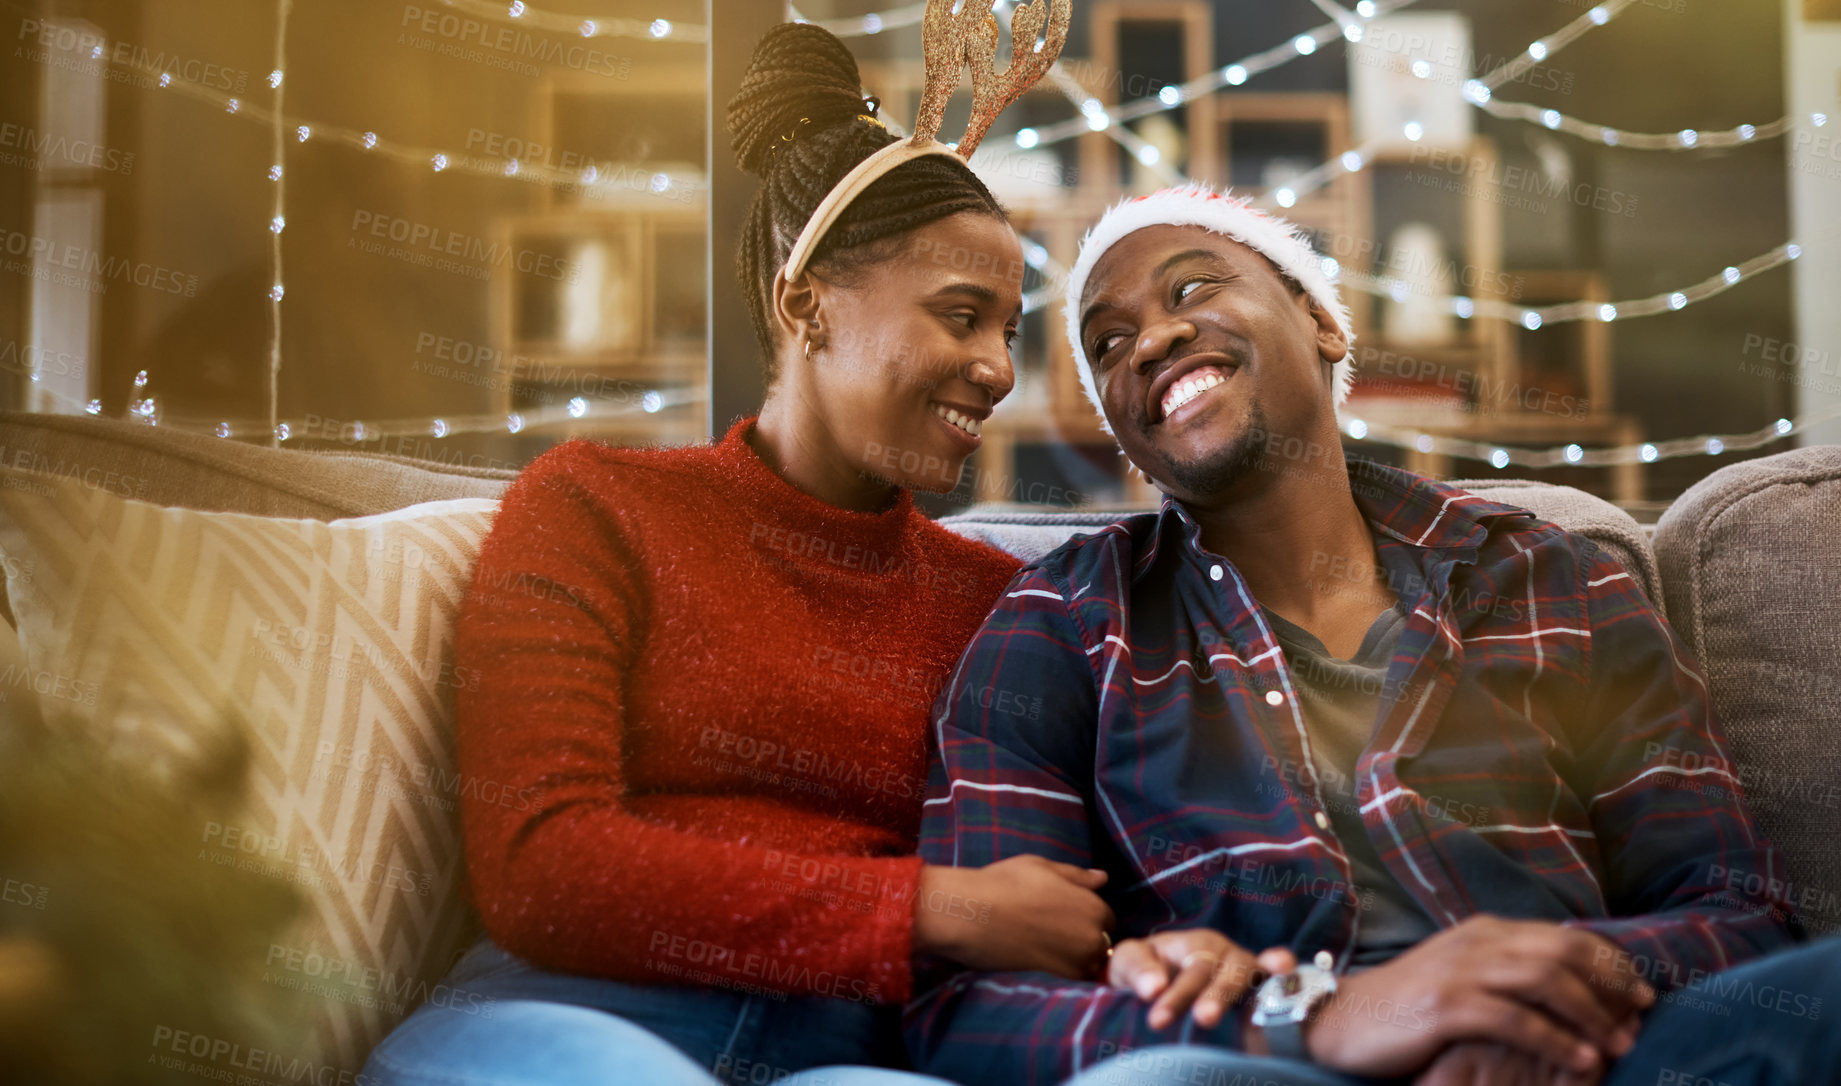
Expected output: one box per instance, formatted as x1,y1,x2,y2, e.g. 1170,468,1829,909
361,23,1114,1086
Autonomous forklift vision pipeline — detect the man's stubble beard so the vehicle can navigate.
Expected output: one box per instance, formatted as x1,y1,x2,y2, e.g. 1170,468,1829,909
1132,400,1271,497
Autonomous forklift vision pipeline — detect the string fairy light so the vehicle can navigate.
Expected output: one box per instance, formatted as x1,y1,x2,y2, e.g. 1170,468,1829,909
78,0,706,444
1251,0,1640,210
796,0,1735,203
124,369,157,424
430,0,708,41
789,0,1424,166
1481,0,1636,91
1013,0,1423,152
1009,0,1633,156
1329,241,1803,327
787,1,930,36
267,0,292,447
134,60,704,202
1413,0,1798,150
1014,0,1753,185
1341,407,1834,469
1469,93,1797,151
1257,7,1810,217
34,380,702,444
1302,0,1360,29
52,347,1813,476
1017,233,1803,332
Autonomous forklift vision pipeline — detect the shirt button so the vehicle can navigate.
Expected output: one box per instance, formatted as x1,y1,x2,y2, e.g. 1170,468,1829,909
1314,950,1335,971
1264,689,1284,706
1209,564,1223,581
1313,810,1331,830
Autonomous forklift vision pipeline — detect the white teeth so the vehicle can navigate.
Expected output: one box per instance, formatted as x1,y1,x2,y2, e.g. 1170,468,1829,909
932,403,982,437
1161,370,1228,418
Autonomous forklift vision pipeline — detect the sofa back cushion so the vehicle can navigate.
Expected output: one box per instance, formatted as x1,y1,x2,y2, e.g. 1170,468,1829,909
0,467,499,1071
0,412,515,626
1654,447,1841,939
942,477,1662,606
0,410,514,518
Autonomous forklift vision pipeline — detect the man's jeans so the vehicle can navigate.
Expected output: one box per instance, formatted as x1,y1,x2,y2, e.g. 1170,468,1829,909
360,936,953,1086
1062,938,1841,1086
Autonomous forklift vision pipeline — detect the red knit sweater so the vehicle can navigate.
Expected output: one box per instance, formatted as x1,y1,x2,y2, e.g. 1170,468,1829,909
454,418,1020,1004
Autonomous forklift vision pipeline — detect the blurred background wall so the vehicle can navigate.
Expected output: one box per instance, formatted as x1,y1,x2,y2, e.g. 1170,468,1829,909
0,0,1835,519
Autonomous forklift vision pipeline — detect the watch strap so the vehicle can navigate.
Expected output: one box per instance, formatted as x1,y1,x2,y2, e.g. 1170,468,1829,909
1264,1013,1309,1061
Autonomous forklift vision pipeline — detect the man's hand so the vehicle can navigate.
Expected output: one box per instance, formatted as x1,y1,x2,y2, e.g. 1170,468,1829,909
1106,929,1297,1030
1416,1042,1603,1086
1302,916,1653,1079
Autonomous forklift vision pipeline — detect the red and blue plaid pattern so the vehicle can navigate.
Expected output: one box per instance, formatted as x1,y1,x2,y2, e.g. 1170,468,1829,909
904,459,1798,1086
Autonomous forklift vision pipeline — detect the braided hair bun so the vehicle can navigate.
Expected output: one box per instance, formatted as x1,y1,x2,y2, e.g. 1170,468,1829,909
726,23,873,177
725,23,1007,382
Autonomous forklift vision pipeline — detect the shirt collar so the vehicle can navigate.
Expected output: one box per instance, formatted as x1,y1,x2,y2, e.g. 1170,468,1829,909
1140,457,1534,578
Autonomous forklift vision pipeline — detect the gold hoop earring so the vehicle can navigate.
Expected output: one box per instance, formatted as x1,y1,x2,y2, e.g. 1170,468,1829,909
805,340,813,361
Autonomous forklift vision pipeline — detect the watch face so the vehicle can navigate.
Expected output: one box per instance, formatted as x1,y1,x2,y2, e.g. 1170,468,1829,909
1295,964,1337,1005
1251,964,1337,1026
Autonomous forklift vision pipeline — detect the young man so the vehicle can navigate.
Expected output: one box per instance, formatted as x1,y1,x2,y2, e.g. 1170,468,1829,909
904,184,1835,1086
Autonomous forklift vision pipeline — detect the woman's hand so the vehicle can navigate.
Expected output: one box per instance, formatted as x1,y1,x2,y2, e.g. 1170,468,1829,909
1106,930,1296,1030
914,857,1113,978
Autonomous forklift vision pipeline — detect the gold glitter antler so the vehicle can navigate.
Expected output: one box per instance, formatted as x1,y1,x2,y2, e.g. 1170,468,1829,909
782,0,1071,280
963,0,1069,157
912,0,988,146
912,0,1071,158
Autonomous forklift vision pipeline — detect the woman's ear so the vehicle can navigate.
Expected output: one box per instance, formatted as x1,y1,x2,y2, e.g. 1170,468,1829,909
771,267,823,348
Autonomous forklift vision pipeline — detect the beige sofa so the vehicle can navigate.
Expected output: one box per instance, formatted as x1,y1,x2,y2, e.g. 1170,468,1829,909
0,409,1834,1076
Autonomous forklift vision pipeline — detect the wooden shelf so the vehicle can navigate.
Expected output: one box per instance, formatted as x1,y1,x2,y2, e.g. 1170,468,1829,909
487,65,709,446
1086,1,1216,189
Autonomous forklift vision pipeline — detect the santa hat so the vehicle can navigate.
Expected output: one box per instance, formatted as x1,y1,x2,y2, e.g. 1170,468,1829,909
1062,182,1355,434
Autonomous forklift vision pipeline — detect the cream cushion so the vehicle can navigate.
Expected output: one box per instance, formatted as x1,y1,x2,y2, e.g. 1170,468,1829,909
0,465,498,1067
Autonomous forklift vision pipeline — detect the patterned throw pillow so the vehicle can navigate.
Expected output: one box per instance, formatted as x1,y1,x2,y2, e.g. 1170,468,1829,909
0,466,499,1071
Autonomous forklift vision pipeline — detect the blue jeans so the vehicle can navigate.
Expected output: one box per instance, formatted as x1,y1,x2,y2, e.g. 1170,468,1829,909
1060,938,1841,1086
360,936,953,1086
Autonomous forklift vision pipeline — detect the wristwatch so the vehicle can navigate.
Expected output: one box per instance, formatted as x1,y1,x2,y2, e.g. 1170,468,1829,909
1250,962,1338,1061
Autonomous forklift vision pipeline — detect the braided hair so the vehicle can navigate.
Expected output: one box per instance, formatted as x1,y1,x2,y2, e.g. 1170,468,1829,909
726,23,1006,385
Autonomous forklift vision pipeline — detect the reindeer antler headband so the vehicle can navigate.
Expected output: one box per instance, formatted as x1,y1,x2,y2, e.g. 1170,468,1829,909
782,0,1072,281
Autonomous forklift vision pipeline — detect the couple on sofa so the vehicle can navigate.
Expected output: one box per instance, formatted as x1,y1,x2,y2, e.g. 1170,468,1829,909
362,20,1838,1086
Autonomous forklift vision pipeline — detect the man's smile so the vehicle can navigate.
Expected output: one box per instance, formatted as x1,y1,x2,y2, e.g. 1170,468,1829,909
1146,353,1241,425
1159,365,1233,424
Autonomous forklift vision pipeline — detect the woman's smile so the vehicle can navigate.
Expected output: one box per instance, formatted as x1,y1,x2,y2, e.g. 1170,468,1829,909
930,400,986,447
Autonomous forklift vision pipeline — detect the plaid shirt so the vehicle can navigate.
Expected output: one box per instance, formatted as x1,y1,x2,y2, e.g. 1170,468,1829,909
905,459,1798,1086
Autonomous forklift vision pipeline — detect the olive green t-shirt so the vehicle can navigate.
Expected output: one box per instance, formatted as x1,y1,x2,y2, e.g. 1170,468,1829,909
1262,549,1439,967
